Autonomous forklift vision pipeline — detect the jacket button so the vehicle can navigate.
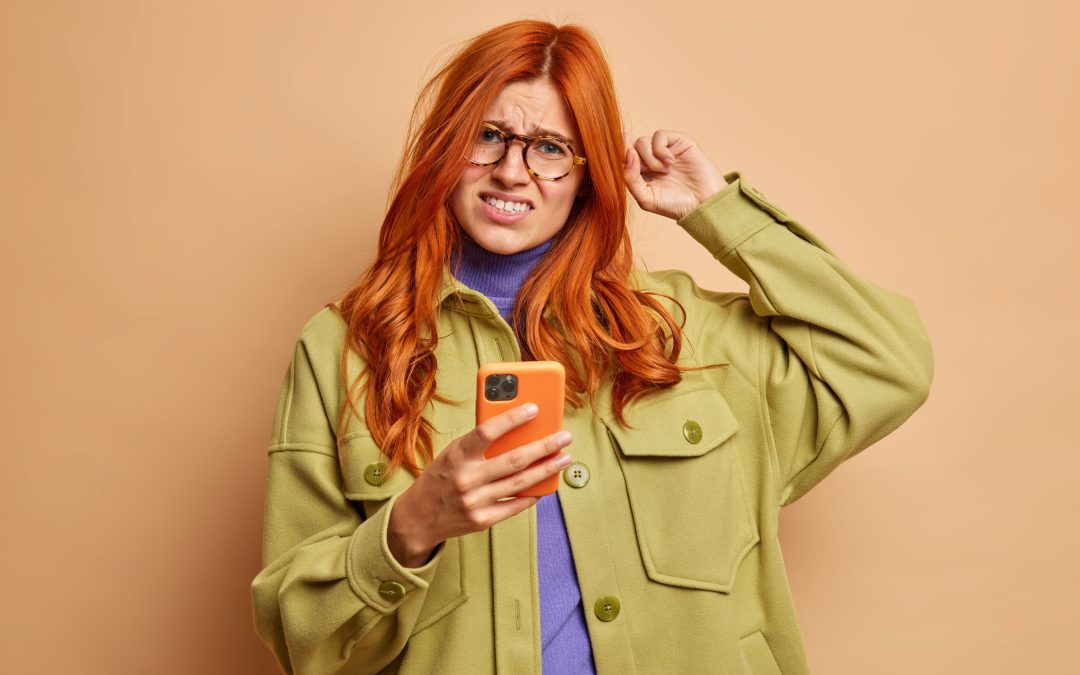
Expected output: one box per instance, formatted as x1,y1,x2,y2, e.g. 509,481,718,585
682,420,702,444
563,461,591,488
594,595,621,622
378,580,406,602
364,462,389,486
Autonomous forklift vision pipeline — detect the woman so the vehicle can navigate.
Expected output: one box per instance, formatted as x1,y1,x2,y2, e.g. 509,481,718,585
251,19,933,675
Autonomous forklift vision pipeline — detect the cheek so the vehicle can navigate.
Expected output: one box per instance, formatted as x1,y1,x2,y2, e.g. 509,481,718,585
540,183,580,210
450,178,476,211
452,169,486,203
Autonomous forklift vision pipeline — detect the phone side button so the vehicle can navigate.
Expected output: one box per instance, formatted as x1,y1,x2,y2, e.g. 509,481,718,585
562,461,591,488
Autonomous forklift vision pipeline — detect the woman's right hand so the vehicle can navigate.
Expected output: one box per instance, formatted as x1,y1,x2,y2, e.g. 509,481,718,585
386,403,573,567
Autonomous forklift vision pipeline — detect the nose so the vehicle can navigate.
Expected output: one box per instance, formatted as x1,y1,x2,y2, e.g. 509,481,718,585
491,139,531,187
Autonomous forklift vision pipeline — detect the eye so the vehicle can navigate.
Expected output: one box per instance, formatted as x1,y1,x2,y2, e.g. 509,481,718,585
479,127,501,143
537,140,568,157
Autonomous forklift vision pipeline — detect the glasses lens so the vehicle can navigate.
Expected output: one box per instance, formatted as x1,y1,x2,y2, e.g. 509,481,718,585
467,126,505,164
526,137,574,179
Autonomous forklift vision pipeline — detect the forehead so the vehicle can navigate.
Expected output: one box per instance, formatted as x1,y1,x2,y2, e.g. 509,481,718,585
482,79,579,141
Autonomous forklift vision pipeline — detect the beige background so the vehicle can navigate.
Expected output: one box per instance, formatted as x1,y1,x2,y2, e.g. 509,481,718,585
2,1,1076,673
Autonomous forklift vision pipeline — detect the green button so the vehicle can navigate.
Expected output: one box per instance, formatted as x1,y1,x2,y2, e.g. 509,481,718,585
378,580,406,602
563,461,591,488
594,595,620,622
364,462,389,486
682,420,702,444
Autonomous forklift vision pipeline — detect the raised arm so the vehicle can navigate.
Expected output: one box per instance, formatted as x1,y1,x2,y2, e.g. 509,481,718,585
623,130,933,506
674,173,934,505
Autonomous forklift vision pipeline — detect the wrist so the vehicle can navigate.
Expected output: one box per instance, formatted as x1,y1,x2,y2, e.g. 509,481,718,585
387,489,439,568
694,176,729,209
684,175,735,220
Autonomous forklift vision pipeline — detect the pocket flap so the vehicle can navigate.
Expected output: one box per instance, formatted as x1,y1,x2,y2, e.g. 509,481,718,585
339,432,416,501
605,386,739,458
603,385,757,593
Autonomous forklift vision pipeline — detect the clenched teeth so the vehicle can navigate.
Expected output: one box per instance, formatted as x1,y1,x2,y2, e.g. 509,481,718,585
484,196,533,213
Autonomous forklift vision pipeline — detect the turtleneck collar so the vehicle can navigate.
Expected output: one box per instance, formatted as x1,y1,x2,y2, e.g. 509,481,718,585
449,231,556,322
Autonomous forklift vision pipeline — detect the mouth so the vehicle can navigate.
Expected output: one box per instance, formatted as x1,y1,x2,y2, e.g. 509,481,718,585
478,193,534,223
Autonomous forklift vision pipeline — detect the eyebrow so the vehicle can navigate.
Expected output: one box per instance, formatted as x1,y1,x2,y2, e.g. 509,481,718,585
486,119,576,145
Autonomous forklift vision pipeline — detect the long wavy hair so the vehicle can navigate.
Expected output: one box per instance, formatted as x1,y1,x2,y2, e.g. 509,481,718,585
332,20,725,476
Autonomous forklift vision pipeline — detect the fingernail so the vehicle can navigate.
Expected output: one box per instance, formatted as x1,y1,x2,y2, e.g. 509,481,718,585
523,403,538,417
556,453,572,468
556,431,573,445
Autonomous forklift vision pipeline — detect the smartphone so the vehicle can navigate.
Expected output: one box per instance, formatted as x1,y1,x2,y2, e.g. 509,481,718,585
476,360,566,498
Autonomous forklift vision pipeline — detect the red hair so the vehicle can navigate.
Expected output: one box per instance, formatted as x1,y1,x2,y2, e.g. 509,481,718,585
333,20,724,476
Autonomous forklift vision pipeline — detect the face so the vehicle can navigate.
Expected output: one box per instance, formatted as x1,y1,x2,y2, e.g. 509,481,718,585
449,78,587,255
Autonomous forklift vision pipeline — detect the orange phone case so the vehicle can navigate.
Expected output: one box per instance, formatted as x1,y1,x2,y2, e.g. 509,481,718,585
476,360,566,498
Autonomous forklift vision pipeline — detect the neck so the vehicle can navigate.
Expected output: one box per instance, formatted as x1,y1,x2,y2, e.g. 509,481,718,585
449,232,556,321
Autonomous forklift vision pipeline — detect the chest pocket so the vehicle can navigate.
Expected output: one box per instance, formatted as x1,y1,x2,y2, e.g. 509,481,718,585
604,386,759,593
338,430,468,635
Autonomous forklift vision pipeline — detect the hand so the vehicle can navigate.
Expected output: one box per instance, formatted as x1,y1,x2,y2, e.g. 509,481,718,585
623,130,728,221
387,403,574,567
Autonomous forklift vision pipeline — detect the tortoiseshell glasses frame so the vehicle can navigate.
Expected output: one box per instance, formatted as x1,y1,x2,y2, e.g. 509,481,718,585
464,122,587,181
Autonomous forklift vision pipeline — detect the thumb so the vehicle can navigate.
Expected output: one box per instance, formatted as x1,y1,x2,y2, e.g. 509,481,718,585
623,146,650,207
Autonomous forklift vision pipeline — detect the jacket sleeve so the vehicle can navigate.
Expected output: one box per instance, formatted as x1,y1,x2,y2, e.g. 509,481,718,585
250,332,446,674
674,171,934,506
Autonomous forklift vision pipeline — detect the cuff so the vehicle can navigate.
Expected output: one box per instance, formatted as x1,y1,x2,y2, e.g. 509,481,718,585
676,171,792,260
345,491,445,613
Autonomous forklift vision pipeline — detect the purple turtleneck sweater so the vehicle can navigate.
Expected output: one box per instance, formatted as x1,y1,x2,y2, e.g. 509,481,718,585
450,233,597,675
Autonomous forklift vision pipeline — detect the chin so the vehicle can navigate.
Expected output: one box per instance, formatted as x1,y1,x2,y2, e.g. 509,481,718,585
482,239,530,255
466,228,534,255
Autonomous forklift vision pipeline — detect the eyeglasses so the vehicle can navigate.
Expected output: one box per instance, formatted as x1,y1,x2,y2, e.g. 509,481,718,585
464,122,587,181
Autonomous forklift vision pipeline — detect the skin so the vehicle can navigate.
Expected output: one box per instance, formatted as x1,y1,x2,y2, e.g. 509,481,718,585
388,80,731,567
621,128,729,221
448,78,587,255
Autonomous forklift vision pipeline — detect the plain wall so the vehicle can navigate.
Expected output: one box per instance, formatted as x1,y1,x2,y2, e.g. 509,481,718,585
2,1,1076,673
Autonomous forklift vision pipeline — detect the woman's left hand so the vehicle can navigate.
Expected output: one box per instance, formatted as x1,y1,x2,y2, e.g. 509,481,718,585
623,130,728,221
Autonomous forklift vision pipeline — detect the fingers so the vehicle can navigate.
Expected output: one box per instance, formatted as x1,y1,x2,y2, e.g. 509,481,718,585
480,429,573,484
474,447,572,504
652,130,683,164
461,402,538,459
623,144,650,207
625,129,695,170
634,135,669,173
475,495,539,528
624,129,682,208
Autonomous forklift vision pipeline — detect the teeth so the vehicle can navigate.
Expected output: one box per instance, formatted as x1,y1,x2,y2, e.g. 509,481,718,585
484,196,532,213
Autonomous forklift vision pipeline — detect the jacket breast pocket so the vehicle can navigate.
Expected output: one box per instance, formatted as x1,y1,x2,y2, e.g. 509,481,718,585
604,387,760,593
338,430,469,635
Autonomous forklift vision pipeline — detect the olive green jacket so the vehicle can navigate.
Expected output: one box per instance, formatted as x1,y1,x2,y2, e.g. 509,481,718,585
251,172,934,674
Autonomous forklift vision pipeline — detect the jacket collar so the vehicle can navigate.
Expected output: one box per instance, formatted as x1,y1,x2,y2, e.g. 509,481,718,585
437,264,501,318
438,264,474,303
